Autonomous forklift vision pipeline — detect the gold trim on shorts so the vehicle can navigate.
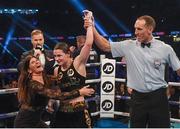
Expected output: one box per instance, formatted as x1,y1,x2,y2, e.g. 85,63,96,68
84,109,92,128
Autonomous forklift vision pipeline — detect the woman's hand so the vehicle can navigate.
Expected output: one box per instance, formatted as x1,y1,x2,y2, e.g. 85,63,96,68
79,85,95,96
127,87,133,94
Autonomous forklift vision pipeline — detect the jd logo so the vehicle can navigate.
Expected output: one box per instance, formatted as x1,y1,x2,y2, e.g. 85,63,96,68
103,63,114,74
102,100,113,111
102,81,113,93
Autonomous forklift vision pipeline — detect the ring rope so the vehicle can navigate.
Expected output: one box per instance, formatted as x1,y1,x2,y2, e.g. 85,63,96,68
86,63,101,67
90,110,180,123
168,82,180,87
0,111,18,119
167,100,180,106
0,68,18,74
91,111,100,116
85,79,101,84
116,62,126,65
0,88,18,94
115,78,126,83
115,78,180,87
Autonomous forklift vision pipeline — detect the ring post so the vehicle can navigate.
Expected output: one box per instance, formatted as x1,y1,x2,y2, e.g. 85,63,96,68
100,58,116,118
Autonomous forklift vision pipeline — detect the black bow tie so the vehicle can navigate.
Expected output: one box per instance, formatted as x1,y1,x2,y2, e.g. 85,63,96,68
141,42,151,48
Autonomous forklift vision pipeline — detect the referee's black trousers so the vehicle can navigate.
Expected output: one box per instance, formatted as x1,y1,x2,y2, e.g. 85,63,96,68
130,88,170,128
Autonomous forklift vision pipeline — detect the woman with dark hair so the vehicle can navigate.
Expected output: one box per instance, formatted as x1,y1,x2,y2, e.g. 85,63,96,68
14,55,94,128
52,11,94,128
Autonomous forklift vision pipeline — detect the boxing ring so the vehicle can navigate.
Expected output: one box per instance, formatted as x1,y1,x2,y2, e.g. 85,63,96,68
0,56,180,128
